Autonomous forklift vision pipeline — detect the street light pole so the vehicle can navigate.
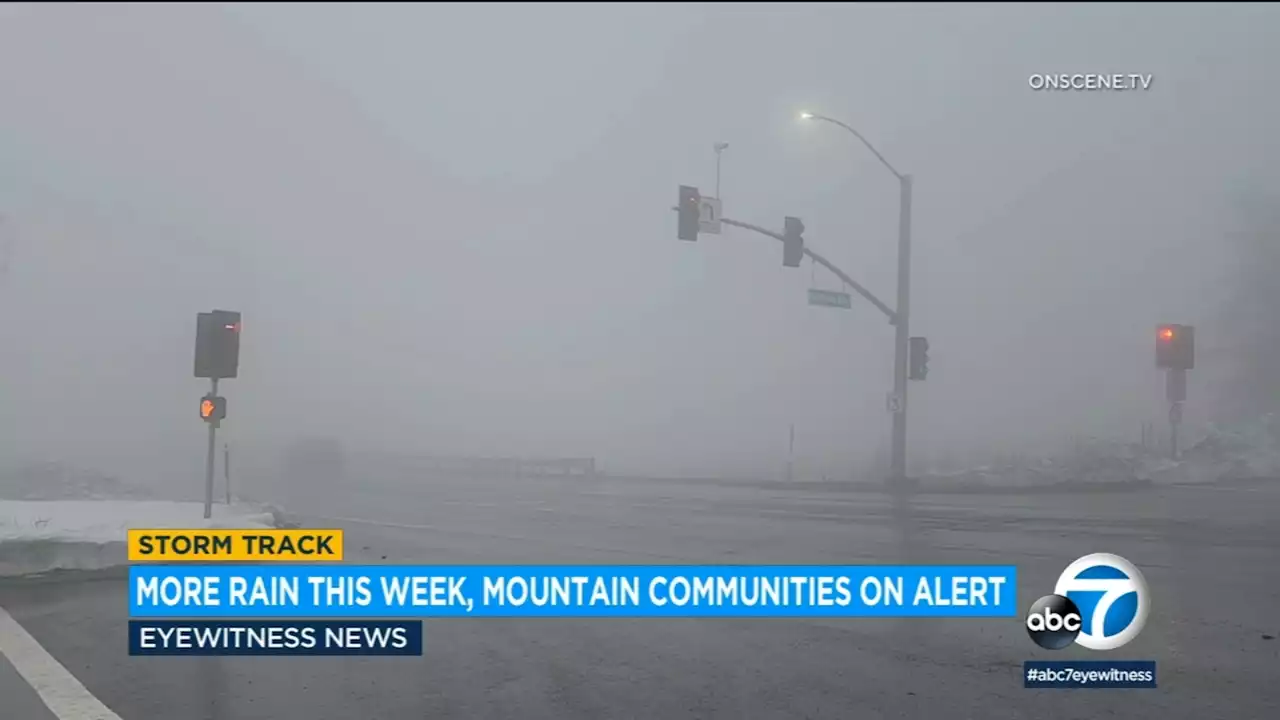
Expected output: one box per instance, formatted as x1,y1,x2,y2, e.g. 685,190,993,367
801,112,913,483
714,142,729,199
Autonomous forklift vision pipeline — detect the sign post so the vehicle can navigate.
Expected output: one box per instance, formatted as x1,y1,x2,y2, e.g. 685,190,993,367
1167,368,1186,459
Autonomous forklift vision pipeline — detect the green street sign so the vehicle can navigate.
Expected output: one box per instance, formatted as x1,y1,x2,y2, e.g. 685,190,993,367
808,288,852,310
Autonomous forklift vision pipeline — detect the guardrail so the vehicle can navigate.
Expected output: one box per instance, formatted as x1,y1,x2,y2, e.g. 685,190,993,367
374,455,597,479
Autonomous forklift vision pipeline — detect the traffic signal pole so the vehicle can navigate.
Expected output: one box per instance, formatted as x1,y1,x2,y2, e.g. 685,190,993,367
204,377,218,519
799,112,915,484
194,309,240,520
1167,368,1186,460
889,174,913,483
1156,324,1193,461
684,210,903,479
225,442,232,505
676,163,918,485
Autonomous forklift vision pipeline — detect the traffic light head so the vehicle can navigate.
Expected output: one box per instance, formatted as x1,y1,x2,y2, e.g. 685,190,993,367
909,336,930,380
783,216,804,268
199,394,227,423
194,310,242,379
677,185,701,242
1155,324,1194,369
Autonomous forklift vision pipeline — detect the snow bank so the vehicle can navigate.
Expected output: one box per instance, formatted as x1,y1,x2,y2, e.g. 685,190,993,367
1140,414,1280,485
0,500,287,577
917,415,1280,490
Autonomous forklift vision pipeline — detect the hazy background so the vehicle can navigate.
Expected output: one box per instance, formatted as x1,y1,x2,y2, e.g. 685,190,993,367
2,3,1278,487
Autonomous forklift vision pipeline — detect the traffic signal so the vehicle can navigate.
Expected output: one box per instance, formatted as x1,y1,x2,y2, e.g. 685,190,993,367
908,336,930,380
678,185,701,241
1155,324,1194,369
194,310,242,379
783,216,804,267
199,394,227,423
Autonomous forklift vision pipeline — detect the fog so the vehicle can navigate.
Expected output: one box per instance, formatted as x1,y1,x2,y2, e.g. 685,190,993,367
2,3,1278,487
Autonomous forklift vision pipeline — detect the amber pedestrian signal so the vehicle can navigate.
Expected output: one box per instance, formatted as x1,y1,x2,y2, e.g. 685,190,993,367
199,395,226,423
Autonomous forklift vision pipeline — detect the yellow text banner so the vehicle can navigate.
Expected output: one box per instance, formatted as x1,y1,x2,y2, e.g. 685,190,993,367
127,529,344,562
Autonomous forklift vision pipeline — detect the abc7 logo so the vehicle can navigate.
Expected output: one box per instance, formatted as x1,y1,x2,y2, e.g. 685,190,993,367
1026,594,1083,649
1026,553,1150,651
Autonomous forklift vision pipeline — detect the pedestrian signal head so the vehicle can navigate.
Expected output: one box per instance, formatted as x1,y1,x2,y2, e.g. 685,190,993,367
199,395,226,423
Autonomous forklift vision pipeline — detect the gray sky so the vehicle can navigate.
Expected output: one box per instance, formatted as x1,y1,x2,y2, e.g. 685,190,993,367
2,3,1279,483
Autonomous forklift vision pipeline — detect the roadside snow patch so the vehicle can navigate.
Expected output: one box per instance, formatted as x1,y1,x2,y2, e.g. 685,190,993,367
0,500,286,577
916,416,1280,490
1142,415,1280,485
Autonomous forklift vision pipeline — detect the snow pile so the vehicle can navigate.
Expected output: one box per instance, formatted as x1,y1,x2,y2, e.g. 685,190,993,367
918,416,1280,490
1140,414,1280,485
917,440,1147,489
0,500,287,577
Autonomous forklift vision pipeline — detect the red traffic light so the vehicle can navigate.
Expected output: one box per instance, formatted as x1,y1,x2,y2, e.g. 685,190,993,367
1156,324,1194,369
200,399,215,419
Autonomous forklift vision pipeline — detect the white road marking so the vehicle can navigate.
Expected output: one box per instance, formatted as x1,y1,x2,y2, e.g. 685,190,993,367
0,604,122,720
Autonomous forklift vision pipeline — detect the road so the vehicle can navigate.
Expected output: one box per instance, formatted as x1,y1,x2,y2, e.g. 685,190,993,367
2,475,1278,719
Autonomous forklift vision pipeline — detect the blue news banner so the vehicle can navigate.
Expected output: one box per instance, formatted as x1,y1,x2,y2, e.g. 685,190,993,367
128,565,1016,656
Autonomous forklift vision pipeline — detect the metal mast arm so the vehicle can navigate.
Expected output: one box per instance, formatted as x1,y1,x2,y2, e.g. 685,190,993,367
717,216,897,323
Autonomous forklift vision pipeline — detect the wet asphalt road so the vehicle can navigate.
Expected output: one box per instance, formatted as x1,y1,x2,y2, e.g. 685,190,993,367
2,476,1279,719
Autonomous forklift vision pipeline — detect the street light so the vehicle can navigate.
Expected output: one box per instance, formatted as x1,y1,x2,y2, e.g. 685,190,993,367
801,110,915,484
